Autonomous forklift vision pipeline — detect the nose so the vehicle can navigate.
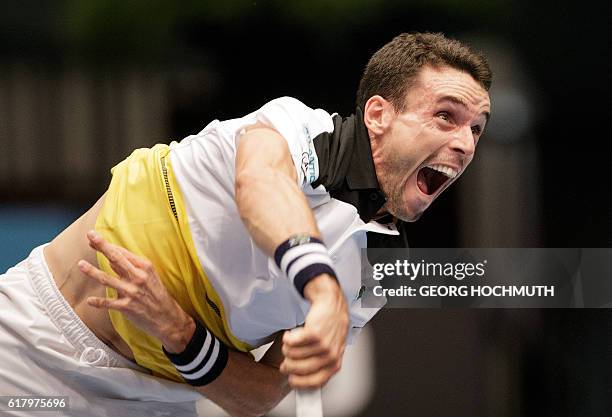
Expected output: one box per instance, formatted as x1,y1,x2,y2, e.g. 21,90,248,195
450,125,475,157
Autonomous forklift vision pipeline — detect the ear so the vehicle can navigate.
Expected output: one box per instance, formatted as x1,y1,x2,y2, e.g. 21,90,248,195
363,95,394,137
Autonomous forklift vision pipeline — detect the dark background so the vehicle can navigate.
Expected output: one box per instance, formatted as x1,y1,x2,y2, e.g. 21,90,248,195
1,1,610,416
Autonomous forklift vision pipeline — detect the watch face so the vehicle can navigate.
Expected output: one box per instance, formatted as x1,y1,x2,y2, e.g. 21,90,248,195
289,234,312,247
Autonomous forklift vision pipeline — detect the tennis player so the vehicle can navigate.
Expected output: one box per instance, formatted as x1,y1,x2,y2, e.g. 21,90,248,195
0,32,491,417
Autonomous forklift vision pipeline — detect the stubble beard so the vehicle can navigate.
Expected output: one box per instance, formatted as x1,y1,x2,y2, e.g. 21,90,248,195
380,171,417,222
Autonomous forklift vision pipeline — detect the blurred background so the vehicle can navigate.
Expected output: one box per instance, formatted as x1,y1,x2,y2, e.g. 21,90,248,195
1,0,610,415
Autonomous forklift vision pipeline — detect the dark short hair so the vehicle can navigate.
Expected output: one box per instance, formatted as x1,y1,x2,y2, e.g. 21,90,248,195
356,32,492,111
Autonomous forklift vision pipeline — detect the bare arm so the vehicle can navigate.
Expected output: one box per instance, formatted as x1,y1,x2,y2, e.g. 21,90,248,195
235,125,349,388
234,124,319,253
81,233,290,417
198,334,290,416
79,124,349,415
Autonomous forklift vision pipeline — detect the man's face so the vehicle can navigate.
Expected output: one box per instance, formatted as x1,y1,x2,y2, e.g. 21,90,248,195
366,65,491,222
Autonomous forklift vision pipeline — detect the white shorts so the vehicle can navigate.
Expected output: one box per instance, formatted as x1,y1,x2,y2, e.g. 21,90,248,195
0,245,202,417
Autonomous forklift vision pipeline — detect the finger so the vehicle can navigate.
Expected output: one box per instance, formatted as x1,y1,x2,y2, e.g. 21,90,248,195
282,341,328,359
78,260,135,294
287,364,341,389
87,230,140,280
284,325,345,354
87,231,129,276
283,328,323,347
280,354,335,376
117,247,150,270
86,296,127,311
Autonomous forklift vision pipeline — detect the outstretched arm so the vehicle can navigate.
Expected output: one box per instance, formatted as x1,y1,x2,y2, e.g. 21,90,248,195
235,124,349,388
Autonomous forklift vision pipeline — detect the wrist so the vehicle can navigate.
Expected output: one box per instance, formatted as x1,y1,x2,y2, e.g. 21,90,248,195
274,234,338,297
303,273,341,303
162,312,196,354
163,320,229,386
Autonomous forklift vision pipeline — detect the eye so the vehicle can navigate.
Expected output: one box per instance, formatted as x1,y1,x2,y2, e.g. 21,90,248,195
471,125,482,135
436,111,451,122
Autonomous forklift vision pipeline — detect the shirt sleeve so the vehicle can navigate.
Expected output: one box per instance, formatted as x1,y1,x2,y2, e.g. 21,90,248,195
252,97,333,187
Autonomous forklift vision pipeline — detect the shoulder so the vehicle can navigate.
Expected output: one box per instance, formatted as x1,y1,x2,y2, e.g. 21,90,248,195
251,97,335,186
256,97,334,134
260,96,315,113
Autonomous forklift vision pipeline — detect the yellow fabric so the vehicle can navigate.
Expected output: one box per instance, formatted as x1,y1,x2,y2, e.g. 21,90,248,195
95,143,251,382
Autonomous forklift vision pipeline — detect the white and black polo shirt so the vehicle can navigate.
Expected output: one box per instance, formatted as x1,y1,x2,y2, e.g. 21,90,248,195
170,97,399,347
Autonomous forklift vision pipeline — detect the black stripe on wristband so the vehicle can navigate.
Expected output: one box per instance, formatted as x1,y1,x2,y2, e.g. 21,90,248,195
293,263,337,297
181,340,228,386
163,320,228,386
163,319,207,366
274,234,338,297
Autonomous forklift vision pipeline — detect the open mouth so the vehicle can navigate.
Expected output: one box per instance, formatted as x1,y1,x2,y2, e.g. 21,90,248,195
416,164,458,196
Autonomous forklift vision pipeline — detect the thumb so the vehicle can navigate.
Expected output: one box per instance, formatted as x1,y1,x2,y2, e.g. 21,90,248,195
283,327,305,345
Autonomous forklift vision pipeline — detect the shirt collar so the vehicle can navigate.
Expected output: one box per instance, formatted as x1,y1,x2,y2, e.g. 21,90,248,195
326,107,387,223
344,107,381,191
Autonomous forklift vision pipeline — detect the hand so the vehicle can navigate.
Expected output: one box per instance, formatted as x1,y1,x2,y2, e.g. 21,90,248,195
78,230,195,353
280,274,349,388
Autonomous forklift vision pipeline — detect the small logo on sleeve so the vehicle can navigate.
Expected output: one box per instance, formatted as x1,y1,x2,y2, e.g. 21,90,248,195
301,125,319,184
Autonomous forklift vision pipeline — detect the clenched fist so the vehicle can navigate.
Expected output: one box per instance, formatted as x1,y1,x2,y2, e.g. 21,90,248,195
280,274,349,389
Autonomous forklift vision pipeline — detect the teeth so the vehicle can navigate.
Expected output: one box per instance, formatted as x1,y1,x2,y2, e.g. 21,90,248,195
428,164,458,179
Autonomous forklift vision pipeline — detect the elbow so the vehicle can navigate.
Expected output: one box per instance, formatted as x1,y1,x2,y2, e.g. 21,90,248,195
235,169,256,199
235,169,258,218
